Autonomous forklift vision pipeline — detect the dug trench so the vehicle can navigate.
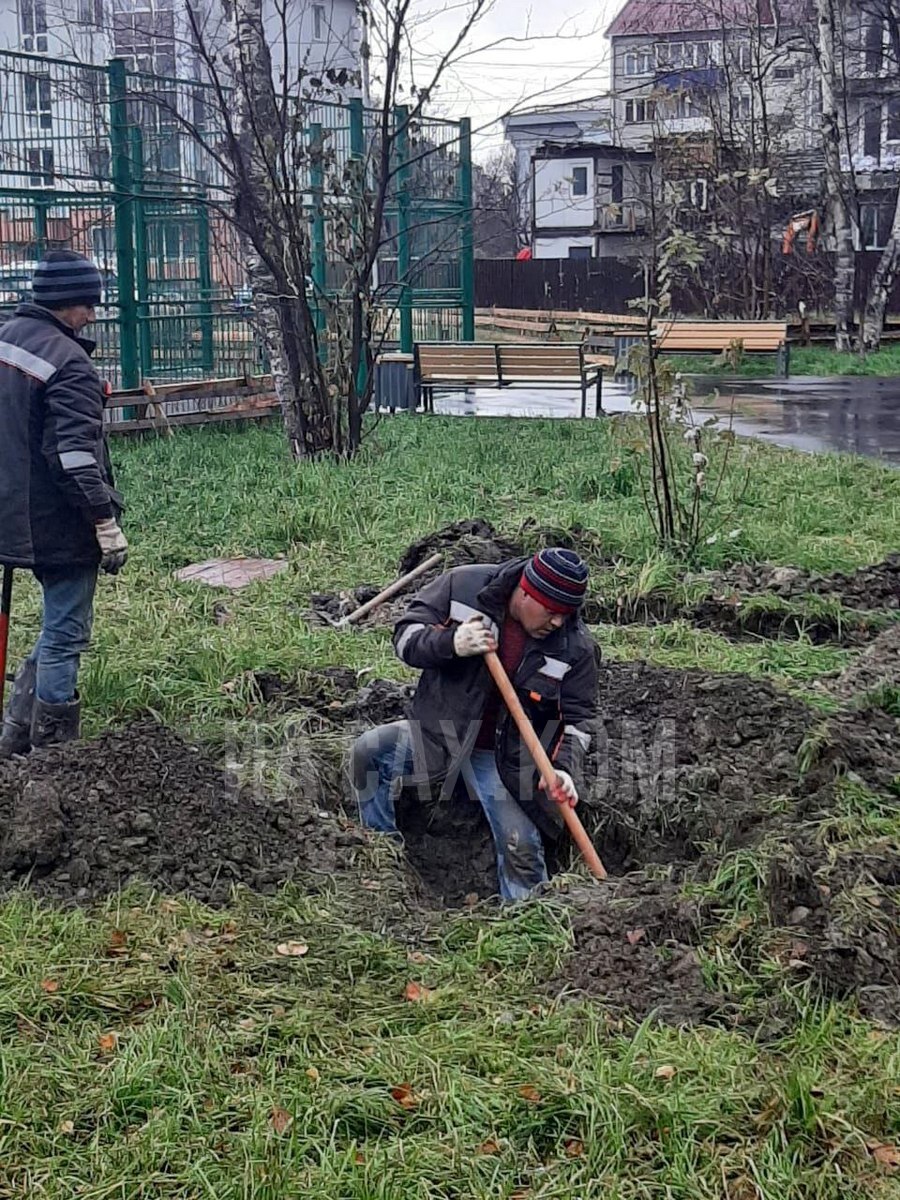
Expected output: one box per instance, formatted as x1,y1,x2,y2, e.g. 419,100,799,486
1,651,897,1029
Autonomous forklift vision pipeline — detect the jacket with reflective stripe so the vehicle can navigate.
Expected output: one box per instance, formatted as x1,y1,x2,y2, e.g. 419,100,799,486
393,558,599,837
0,303,121,569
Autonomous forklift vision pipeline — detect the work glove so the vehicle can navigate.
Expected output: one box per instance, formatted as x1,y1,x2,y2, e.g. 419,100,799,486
95,518,128,575
540,769,578,808
452,615,497,658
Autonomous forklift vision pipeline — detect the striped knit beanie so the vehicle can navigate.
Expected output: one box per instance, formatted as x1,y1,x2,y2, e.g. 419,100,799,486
32,250,102,309
521,548,589,614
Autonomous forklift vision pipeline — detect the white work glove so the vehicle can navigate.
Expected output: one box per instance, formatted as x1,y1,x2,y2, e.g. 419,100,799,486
95,518,128,575
540,769,578,808
452,615,497,658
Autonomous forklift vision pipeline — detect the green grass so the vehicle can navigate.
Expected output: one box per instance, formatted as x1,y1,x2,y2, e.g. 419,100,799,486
667,342,900,378
1,417,899,1197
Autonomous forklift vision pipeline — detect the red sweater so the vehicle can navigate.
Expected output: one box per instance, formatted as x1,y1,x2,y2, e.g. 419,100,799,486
475,616,528,750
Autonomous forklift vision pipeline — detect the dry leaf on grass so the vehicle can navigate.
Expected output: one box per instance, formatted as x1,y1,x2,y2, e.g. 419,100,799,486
407,951,429,964
269,1107,293,1135
478,1138,501,1155
564,1139,585,1158
40,979,60,994
390,1083,420,1110
404,981,432,1003
276,941,309,958
518,1085,542,1103
306,1066,320,1083
58,1120,75,1135
870,1142,900,1170
98,1032,118,1054
655,1064,676,1081
106,929,128,957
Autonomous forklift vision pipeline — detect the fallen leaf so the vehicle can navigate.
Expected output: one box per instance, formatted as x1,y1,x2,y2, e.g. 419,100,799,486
361,879,381,891
871,1142,900,1170
404,981,432,1003
159,899,181,914
478,1138,501,1155
98,1032,118,1054
237,1018,256,1032
518,1085,542,1103
269,1107,293,1135
564,1139,585,1158
58,1119,75,1135
407,951,428,964
40,978,60,994
510,1190,532,1200
106,929,128,957
655,1065,676,1081
354,1151,365,1164
390,1083,420,1110
306,1066,320,1083
626,928,646,946
464,892,479,908
276,941,309,958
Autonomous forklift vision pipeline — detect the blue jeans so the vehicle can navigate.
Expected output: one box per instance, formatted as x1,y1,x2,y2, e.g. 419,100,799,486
351,720,548,902
26,566,98,704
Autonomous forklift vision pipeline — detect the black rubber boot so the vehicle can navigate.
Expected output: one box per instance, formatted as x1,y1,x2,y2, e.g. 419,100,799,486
31,695,81,749
0,659,37,758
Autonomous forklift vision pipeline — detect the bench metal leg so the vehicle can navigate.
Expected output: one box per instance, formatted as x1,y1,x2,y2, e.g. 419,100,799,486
596,369,603,417
580,384,587,420
776,341,791,379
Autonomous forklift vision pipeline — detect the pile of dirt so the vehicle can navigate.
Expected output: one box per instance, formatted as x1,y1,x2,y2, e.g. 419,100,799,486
701,554,900,611
0,721,419,910
308,518,610,630
828,622,900,702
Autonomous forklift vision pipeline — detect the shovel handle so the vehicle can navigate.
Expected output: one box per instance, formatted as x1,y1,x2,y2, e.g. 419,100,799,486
0,567,12,713
485,650,607,881
337,552,444,628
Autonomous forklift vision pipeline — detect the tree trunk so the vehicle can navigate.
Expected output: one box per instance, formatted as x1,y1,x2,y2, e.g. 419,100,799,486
861,186,900,351
222,0,333,457
817,0,855,351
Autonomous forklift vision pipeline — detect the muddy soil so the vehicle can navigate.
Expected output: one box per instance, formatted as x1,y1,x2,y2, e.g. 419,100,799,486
827,622,900,702
0,722,420,912
701,554,900,612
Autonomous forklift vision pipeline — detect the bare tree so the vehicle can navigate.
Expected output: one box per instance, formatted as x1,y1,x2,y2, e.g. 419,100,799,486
472,147,524,256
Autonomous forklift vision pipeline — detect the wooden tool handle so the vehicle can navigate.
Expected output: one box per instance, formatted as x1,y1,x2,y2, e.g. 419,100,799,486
485,650,607,881
338,552,444,627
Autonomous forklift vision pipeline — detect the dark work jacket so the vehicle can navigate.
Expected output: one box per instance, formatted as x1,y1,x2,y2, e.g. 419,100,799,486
393,558,600,837
0,303,122,569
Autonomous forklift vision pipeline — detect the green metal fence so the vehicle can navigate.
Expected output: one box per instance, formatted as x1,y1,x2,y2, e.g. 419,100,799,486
0,48,474,389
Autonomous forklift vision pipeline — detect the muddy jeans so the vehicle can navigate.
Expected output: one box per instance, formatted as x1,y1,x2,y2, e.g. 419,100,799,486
351,720,547,902
24,566,98,704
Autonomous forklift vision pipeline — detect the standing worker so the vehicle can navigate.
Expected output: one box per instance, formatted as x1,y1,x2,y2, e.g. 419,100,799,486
0,251,127,755
350,548,599,900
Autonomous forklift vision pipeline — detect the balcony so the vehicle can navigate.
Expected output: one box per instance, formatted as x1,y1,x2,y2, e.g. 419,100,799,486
596,199,648,234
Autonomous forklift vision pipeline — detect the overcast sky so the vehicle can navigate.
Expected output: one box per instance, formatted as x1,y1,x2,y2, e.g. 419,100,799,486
407,0,623,159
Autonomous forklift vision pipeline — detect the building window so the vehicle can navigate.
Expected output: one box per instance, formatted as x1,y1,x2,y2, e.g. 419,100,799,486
673,91,701,119
733,42,752,72
24,74,52,130
736,93,752,120
21,0,49,53
568,245,592,260
571,166,588,196
27,147,54,187
313,4,325,39
694,41,713,67
887,98,900,141
657,40,717,70
113,0,176,76
78,0,104,23
689,178,708,211
611,163,624,204
773,66,794,80
863,102,882,160
860,202,894,250
625,98,656,123
624,47,653,76
865,19,884,74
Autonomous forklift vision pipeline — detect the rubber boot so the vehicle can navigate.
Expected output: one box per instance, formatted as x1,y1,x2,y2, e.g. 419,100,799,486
0,659,37,758
31,695,81,750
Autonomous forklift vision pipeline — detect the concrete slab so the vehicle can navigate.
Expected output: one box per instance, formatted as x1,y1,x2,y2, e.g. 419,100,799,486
174,557,288,589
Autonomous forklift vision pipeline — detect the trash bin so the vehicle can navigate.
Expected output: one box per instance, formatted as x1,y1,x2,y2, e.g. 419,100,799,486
373,353,415,413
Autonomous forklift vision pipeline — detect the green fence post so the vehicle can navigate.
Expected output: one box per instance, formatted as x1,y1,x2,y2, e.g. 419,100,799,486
109,58,139,394
33,195,48,258
129,126,152,382
197,193,215,374
309,122,327,355
459,117,475,342
348,97,368,397
395,105,413,354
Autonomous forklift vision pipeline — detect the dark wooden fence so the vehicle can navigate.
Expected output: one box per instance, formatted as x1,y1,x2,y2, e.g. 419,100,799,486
475,253,900,318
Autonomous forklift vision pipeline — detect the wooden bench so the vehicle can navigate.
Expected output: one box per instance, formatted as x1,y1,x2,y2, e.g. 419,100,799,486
414,342,603,418
652,320,790,376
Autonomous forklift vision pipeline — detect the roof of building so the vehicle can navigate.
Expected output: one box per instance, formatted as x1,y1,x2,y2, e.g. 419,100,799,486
605,0,808,38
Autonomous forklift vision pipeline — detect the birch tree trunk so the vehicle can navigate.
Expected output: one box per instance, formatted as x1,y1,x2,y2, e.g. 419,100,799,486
222,0,333,457
817,0,856,351
861,186,900,351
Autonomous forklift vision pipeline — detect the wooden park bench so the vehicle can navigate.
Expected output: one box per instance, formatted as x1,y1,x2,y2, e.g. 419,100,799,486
414,342,603,418
652,320,791,377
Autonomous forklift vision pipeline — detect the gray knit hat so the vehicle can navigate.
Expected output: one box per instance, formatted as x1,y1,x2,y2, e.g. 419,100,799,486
32,250,102,308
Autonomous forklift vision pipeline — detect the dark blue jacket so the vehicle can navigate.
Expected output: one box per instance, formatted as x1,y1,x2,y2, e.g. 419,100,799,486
0,303,121,569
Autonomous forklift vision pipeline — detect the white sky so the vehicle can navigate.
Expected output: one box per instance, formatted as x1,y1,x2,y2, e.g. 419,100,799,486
407,0,623,160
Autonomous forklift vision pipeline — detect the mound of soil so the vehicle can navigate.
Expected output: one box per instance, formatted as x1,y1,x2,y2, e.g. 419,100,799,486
0,722,415,909
702,554,900,612
829,622,900,702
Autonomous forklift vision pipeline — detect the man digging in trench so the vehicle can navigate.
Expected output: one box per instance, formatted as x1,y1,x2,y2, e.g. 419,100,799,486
0,251,127,755
351,549,599,900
